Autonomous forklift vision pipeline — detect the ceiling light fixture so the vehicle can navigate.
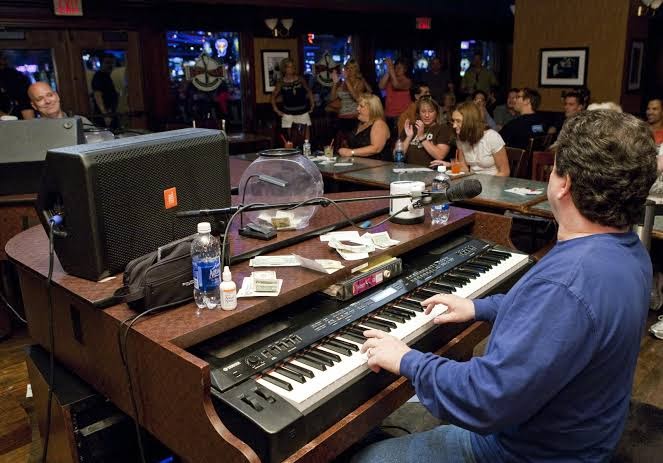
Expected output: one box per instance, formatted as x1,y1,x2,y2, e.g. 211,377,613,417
264,18,294,38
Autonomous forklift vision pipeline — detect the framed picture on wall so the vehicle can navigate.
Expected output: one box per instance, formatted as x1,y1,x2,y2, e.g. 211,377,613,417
626,40,644,92
261,50,290,93
538,48,589,87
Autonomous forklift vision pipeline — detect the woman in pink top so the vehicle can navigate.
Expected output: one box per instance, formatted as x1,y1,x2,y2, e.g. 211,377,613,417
379,57,412,134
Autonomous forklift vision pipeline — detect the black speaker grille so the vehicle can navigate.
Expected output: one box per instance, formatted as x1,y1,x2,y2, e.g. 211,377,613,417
92,133,230,274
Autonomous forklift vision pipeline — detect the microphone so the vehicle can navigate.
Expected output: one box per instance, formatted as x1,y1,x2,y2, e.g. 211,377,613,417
409,179,482,211
428,179,482,204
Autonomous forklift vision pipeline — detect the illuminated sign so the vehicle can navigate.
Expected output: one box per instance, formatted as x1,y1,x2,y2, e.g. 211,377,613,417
415,17,432,30
54,0,83,16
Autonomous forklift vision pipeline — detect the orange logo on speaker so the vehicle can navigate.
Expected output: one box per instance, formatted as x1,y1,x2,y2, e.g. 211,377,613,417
164,187,178,209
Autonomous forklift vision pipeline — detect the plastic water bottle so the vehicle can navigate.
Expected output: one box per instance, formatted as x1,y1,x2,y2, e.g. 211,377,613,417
191,222,221,309
394,139,405,165
431,166,450,225
303,139,311,157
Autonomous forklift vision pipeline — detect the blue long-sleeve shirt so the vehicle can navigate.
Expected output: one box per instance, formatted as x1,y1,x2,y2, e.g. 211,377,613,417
400,232,652,462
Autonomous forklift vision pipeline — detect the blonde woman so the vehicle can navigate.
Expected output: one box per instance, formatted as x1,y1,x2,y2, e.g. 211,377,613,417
431,101,509,176
271,58,315,142
331,59,372,120
338,94,390,159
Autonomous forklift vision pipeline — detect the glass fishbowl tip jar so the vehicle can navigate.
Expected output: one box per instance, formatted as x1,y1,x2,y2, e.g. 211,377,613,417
238,148,324,230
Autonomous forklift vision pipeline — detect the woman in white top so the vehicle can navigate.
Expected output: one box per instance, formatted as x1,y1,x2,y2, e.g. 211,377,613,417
431,101,509,176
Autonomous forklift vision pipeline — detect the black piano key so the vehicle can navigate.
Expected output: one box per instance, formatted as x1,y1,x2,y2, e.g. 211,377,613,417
418,287,441,297
464,262,490,272
393,301,424,312
445,273,472,284
311,347,341,363
362,319,392,332
339,332,366,344
321,341,352,356
477,255,501,264
427,282,454,293
378,310,407,323
455,268,481,278
276,367,306,383
351,325,373,336
404,294,426,303
370,315,398,329
471,258,494,268
298,354,327,371
387,306,416,318
486,250,511,260
439,275,466,285
330,337,360,351
261,373,293,391
284,361,314,378
433,276,461,288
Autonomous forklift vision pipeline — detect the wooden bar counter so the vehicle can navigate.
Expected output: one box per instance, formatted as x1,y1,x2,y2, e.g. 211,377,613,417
6,191,515,462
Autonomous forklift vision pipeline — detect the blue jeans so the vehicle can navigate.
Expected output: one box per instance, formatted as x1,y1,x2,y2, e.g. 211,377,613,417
350,425,478,463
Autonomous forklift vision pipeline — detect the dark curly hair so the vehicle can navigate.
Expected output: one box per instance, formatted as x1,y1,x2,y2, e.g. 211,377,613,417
554,110,657,228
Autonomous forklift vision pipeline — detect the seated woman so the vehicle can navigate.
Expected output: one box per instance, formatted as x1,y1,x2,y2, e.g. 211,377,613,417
338,94,390,159
399,97,452,166
431,101,509,176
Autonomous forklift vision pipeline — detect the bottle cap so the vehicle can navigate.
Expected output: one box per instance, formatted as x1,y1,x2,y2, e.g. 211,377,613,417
222,266,232,281
437,165,447,173
197,222,211,233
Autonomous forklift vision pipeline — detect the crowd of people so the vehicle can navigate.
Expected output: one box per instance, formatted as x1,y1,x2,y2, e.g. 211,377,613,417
269,54,662,184
272,53,663,190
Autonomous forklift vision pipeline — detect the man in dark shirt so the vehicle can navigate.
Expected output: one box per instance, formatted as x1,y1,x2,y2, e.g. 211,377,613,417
0,52,35,119
421,57,450,105
92,54,119,127
550,88,590,135
499,87,549,150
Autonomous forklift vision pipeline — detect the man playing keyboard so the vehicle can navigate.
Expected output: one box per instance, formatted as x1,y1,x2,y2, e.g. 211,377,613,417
354,110,658,463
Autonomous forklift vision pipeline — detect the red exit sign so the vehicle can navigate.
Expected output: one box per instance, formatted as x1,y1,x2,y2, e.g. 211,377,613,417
416,17,432,30
54,0,83,16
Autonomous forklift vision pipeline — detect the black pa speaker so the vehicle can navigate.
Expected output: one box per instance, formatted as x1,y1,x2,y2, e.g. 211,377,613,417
36,128,231,281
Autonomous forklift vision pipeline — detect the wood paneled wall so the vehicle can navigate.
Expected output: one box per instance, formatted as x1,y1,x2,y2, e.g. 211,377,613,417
253,37,299,104
512,0,630,111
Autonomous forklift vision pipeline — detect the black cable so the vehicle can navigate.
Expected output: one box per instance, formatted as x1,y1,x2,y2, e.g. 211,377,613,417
219,197,409,268
40,222,56,463
117,307,163,463
0,290,27,324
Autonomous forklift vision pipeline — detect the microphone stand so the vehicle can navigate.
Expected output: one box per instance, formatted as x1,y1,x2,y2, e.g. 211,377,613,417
175,191,432,219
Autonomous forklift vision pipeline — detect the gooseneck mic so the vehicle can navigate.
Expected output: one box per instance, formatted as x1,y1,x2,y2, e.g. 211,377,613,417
408,179,482,211
428,179,483,204
176,179,483,218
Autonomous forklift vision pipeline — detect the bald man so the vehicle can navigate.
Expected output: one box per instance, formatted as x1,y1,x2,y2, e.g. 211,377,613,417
28,82,92,125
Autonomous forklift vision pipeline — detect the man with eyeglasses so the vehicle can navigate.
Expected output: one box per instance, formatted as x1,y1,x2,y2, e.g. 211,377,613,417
499,87,550,150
